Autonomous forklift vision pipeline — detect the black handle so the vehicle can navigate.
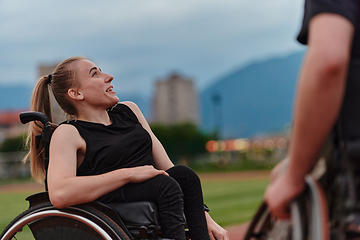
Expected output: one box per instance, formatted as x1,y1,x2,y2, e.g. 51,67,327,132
19,111,49,125
19,111,52,191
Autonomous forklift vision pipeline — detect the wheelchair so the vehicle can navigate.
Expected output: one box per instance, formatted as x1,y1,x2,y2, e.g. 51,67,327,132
244,140,360,240
244,175,329,240
0,111,189,240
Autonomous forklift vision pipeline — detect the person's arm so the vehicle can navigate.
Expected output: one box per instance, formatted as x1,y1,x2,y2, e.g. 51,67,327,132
265,13,354,219
47,124,168,209
123,101,174,170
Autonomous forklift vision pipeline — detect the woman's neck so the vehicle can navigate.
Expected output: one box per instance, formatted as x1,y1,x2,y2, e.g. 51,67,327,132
76,108,112,125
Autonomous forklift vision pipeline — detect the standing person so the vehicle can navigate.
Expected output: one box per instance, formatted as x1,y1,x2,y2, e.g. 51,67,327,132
265,0,359,221
25,56,229,240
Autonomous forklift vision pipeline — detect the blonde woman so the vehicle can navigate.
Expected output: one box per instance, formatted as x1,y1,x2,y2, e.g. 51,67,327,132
25,57,228,240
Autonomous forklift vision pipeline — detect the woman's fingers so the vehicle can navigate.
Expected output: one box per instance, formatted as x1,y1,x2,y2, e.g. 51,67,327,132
129,165,169,183
209,232,216,240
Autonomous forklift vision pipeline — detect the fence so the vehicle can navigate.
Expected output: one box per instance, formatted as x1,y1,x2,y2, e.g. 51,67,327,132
0,151,30,179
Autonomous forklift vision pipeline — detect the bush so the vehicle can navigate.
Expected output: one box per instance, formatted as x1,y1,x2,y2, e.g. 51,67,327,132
150,122,214,164
0,134,28,152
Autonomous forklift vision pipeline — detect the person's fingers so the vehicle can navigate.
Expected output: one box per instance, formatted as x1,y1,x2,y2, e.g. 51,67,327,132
159,170,169,176
223,229,229,240
270,204,291,219
213,231,226,240
265,197,291,220
209,232,216,240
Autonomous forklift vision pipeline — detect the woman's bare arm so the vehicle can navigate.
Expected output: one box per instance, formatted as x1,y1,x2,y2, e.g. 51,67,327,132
47,124,168,209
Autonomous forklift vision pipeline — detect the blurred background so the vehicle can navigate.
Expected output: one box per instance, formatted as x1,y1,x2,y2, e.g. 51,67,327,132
0,0,311,234
0,0,306,178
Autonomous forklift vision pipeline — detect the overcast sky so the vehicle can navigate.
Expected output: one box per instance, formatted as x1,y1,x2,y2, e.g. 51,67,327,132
0,0,306,97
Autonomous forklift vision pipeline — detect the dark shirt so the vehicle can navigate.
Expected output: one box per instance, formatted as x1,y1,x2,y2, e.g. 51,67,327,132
61,103,154,176
297,0,360,140
297,0,360,58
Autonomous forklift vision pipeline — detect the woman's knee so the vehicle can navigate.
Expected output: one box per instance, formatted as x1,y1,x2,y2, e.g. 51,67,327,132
154,174,184,198
167,165,201,185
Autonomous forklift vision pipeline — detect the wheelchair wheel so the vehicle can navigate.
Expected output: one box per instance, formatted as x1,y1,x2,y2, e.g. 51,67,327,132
243,199,308,240
0,201,130,240
244,175,329,240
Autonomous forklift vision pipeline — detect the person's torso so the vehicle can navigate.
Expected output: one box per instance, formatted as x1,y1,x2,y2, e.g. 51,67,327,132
61,103,155,176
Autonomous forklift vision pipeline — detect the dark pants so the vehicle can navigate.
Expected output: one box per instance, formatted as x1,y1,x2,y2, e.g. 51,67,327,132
99,165,210,240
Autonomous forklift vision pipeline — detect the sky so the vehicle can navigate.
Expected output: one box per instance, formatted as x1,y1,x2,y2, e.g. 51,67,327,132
0,0,306,98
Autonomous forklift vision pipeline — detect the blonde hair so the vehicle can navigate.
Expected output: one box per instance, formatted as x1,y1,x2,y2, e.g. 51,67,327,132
24,56,87,182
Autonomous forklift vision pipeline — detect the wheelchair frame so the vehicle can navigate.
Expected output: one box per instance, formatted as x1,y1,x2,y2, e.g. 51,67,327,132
0,111,187,240
244,175,329,240
244,132,360,240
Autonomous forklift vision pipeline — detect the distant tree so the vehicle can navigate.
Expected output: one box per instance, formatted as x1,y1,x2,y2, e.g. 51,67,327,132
150,122,213,164
0,134,28,152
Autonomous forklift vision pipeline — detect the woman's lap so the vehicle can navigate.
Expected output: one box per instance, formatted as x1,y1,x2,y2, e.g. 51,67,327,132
98,165,209,240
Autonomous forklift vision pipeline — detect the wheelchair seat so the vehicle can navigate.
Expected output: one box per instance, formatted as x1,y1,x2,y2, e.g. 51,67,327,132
25,191,162,239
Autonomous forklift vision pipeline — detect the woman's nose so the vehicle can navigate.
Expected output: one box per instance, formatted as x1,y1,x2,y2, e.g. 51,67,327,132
105,74,114,82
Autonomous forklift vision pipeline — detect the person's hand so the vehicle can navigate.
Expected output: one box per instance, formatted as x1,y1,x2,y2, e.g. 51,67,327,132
205,212,229,240
264,171,305,219
128,165,169,183
270,157,289,183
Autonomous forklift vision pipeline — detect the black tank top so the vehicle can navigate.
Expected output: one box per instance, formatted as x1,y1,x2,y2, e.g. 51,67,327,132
61,103,154,176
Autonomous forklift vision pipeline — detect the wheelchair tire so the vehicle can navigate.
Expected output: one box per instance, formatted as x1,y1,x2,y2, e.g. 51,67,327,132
243,200,307,240
0,201,130,240
244,175,329,240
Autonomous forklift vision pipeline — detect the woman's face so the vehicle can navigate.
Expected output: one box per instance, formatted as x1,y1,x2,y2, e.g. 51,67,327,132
72,59,119,108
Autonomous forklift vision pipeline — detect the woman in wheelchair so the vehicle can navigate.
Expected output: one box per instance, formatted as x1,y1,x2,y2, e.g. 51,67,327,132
24,56,228,240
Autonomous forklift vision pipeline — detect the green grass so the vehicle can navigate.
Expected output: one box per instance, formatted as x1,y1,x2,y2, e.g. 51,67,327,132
202,179,268,227
0,191,35,237
0,177,33,186
189,157,277,174
0,178,269,235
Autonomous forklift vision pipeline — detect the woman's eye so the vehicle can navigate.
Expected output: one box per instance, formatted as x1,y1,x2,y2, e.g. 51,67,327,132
92,71,98,77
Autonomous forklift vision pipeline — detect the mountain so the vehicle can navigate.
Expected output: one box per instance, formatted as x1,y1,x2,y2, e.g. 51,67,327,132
200,51,305,138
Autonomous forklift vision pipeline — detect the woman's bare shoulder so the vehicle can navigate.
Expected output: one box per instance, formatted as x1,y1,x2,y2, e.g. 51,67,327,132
54,123,79,134
52,124,82,146
119,101,139,110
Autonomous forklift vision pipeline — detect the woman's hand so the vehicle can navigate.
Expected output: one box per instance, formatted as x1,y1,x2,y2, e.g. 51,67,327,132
128,165,169,183
205,212,229,240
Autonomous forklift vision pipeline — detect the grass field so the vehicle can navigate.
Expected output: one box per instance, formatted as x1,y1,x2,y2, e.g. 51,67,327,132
202,179,268,226
0,175,269,235
0,191,34,237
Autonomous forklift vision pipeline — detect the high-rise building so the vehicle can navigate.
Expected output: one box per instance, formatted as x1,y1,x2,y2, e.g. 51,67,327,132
152,73,199,125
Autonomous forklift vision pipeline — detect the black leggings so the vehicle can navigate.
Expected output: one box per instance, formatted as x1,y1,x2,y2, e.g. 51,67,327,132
99,165,210,240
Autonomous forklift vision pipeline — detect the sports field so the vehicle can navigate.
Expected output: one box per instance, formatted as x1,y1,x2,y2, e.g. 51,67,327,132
0,171,270,235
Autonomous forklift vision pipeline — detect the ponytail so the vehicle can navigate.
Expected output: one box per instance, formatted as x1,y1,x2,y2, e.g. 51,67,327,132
23,75,58,182
23,56,86,182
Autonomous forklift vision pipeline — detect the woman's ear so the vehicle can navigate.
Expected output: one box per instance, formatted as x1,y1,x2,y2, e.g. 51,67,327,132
68,88,84,101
